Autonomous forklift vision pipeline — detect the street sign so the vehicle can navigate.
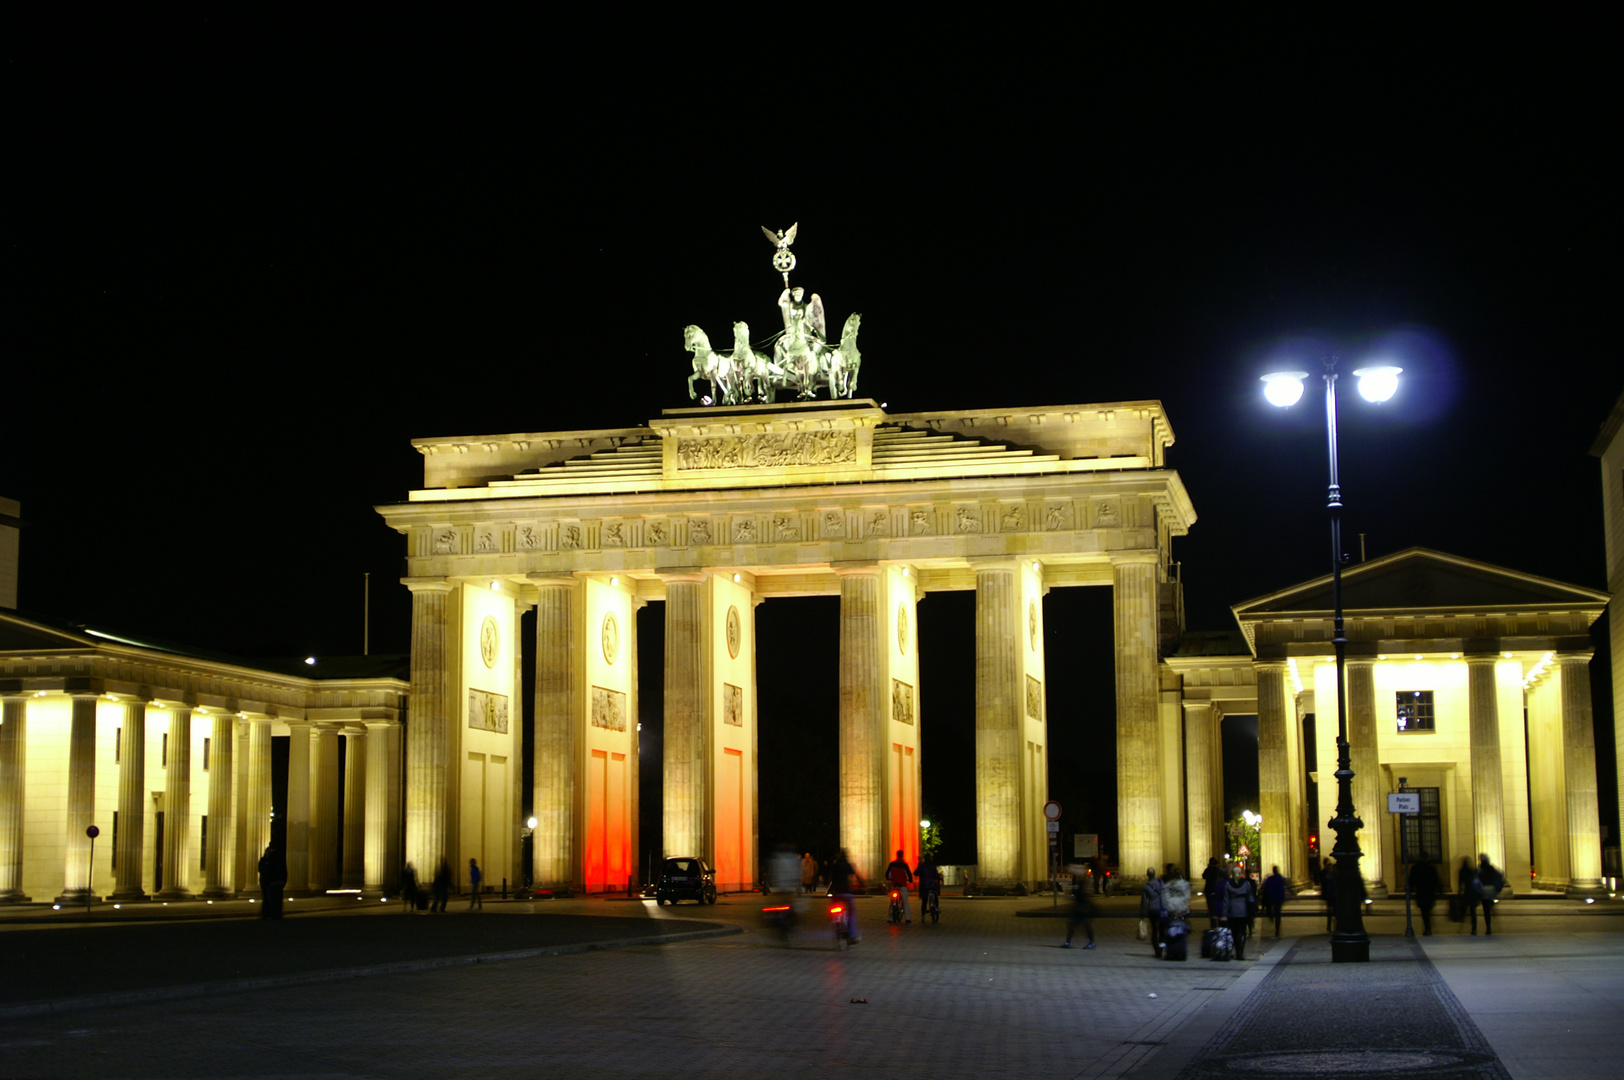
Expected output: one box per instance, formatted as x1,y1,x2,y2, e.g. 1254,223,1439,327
1388,792,1421,815
1046,820,1060,835
1043,801,1062,821
1073,833,1099,858
1238,844,1251,857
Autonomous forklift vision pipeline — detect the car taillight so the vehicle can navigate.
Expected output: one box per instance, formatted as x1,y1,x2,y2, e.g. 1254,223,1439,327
764,905,790,913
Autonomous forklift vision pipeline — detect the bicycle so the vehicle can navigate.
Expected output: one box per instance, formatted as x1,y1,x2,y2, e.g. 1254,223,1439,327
887,888,904,925
921,885,940,924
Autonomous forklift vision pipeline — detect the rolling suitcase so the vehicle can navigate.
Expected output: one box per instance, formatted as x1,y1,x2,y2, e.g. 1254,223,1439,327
1201,927,1220,958
1164,920,1189,961
1209,926,1234,961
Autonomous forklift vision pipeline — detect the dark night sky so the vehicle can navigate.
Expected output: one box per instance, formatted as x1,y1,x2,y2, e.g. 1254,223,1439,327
7,40,1618,866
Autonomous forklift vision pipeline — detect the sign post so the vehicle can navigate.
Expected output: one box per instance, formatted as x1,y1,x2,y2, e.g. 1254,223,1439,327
1044,802,1062,907
1390,779,1418,938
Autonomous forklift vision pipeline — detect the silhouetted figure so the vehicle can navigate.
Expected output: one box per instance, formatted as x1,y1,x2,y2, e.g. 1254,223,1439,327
1202,858,1226,927
258,844,287,920
1221,865,1258,959
467,858,483,909
401,862,419,913
1140,868,1164,957
829,848,861,943
1261,865,1288,936
1061,864,1096,949
431,858,452,914
1322,860,1338,932
1457,856,1480,934
1476,854,1504,935
1410,859,1440,935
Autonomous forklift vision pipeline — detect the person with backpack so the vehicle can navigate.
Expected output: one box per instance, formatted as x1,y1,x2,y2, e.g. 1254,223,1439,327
1140,868,1165,958
1221,865,1259,960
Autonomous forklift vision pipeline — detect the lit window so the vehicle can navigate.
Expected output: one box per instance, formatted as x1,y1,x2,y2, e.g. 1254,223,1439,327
1396,690,1435,732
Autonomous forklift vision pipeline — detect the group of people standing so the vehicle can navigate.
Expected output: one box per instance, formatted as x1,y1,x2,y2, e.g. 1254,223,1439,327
1134,861,1286,961
399,858,482,913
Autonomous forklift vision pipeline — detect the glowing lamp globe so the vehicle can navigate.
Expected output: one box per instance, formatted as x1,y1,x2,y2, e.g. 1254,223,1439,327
1261,371,1308,407
1353,365,1401,402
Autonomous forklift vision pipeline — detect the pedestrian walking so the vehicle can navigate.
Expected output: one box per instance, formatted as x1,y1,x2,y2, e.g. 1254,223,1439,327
1457,856,1480,934
1261,865,1288,936
1201,857,1226,927
1475,853,1504,935
431,858,452,914
1140,868,1165,957
1221,865,1258,959
257,843,287,920
1061,864,1097,949
401,861,419,914
1410,859,1440,935
467,858,483,909
1162,865,1191,959
800,851,817,894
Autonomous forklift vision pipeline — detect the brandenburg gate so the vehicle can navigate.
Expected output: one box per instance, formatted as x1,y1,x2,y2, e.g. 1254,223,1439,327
377,398,1195,892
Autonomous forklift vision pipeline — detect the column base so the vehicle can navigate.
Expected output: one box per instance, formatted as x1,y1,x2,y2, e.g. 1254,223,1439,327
199,886,237,900
54,889,100,906
0,890,34,904
1364,881,1390,899
1566,880,1607,899
154,888,195,902
108,889,149,903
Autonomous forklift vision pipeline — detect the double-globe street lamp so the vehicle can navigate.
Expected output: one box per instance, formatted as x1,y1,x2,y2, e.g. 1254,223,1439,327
1261,358,1402,964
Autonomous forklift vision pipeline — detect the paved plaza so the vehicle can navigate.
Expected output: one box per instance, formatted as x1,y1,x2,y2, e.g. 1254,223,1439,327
0,893,1620,1079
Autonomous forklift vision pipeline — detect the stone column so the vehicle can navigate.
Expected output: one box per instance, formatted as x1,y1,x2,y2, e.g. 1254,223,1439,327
534,579,580,886
662,574,707,862
111,700,148,902
0,695,29,902
1113,555,1162,885
364,722,392,893
285,720,312,894
202,712,236,897
1255,662,1292,884
342,730,367,888
974,563,1022,887
309,724,340,892
57,694,100,904
1183,701,1215,878
840,566,887,882
1559,652,1604,896
156,707,194,899
1346,659,1386,896
242,718,272,894
1466,655,1506,873
406,582,458,876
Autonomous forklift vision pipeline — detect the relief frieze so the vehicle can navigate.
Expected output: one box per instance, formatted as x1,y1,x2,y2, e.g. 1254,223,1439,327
468,689,509,734
674,430,857,472
892,679,915,725
591,686,627,731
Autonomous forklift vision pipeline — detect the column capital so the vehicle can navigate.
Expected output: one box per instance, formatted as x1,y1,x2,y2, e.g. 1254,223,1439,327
1181,699,1215,716
1345,655,1376,670
1253,659,1289,674
656,569,708,584
1556,649,1594,664
402,578,455,595
527,573,581,589
833,561,883,578
1463,652,1501,666
1108,551,1161,567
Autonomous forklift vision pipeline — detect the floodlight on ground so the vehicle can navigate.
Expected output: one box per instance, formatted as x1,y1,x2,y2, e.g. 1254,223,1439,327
1261,371,1308,407
1352,365,1402,402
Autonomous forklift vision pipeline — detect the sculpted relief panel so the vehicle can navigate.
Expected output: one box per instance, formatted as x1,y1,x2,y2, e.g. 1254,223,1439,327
675,431,856,472
591,687,627,731
468,689,509,734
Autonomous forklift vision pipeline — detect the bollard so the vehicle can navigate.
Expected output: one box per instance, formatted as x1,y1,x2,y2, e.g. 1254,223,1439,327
502,876,507,900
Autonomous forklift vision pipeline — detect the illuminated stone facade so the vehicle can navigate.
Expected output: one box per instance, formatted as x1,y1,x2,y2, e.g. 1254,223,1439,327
377,399,1195,890
1169,548,1609,898
0,614,406,904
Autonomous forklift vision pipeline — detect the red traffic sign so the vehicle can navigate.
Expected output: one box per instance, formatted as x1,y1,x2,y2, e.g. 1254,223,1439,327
1238,844,1251,856
1043,801,1062,821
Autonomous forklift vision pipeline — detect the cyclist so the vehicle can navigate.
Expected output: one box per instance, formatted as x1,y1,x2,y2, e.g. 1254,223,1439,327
915,853,942,920
829,848,862,943
885,849,914,924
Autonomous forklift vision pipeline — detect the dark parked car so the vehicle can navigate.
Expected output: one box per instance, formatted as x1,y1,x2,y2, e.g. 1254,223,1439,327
657,857,717,905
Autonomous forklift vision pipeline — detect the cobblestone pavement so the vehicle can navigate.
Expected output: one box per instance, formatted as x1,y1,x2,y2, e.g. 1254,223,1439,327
0,895,1619,1079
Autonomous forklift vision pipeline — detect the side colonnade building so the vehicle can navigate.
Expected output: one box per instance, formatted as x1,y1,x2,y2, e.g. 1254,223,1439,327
376,399,1196,894
1167,548,1610,898
0,615,407,904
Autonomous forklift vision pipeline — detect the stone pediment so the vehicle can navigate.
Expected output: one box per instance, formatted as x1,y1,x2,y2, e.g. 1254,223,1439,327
1230,548,1609,655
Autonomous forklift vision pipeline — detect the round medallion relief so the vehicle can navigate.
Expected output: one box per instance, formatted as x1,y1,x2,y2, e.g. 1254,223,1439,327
480,616,499,669
726,605,741,659
897,604,909,655
1028,601,1038,651
602,612,619,665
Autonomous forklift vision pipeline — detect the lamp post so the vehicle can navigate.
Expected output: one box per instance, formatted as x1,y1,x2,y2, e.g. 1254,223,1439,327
1262,357,1401,963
